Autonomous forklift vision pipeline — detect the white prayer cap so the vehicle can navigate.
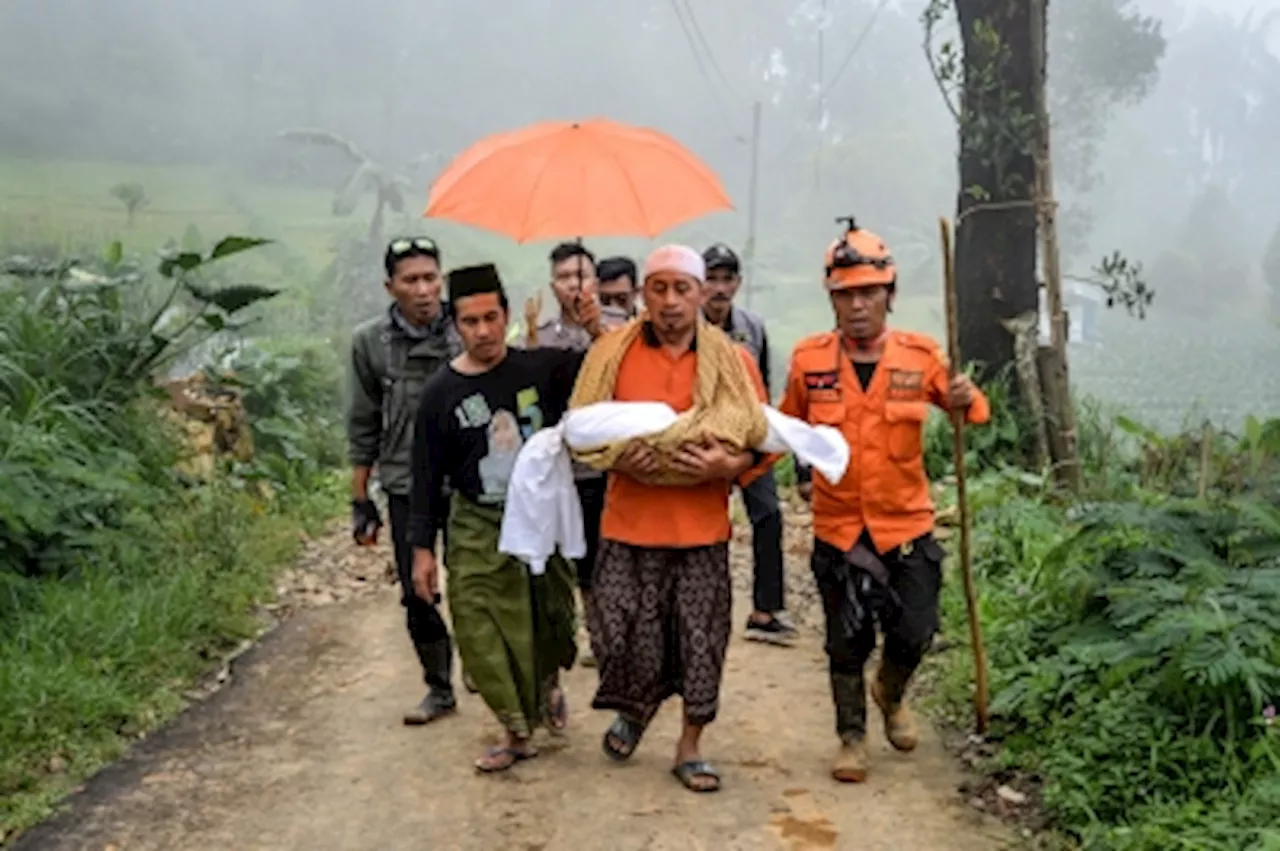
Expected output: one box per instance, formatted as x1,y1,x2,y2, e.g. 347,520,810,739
642,244,705,284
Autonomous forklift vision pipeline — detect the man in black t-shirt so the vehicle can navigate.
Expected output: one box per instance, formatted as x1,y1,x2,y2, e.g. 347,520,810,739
408,263,602,773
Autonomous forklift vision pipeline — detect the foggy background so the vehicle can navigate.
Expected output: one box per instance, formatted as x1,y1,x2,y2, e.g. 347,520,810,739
1,0,1277,428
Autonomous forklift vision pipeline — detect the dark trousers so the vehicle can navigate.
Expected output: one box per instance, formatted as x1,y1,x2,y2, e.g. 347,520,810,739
742,468,785,614
574,476,607,593
387,494,454,695
810,532,944,741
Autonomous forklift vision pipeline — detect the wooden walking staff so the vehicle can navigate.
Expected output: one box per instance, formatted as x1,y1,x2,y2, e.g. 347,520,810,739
938,216,990,734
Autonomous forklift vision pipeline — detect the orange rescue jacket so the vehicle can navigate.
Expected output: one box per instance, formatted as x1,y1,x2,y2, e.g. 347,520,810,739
779,329,990,554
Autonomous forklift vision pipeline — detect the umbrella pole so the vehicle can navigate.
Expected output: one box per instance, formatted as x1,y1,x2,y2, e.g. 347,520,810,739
939,216,989,735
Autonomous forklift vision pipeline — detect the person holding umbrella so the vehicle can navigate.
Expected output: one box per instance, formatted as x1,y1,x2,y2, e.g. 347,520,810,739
778,218,989,784
527,242,614,668
700,242,796,647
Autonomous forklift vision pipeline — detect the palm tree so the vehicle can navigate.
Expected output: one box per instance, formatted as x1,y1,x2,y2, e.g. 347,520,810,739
278,128,438,245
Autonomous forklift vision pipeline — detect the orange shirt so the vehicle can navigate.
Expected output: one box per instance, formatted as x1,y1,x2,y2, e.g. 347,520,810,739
779,329,989,554
600,326,771,548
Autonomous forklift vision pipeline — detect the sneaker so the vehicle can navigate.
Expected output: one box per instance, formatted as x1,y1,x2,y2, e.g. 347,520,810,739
744,613,798,646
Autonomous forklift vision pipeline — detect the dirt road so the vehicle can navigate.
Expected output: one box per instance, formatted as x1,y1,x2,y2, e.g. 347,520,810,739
15,513,1009,851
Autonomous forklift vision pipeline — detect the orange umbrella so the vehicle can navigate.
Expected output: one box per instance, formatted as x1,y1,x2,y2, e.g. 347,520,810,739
423,118,733,243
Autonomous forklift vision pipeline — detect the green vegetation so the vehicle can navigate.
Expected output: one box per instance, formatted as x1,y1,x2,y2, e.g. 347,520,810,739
2,146,1278,848
925,391,1280,850
0,236,344,837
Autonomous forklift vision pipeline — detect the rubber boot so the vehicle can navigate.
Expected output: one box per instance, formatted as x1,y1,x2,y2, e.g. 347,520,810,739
832,736,869,783
829,670,869,781
871,660,919,752
404,637,457,725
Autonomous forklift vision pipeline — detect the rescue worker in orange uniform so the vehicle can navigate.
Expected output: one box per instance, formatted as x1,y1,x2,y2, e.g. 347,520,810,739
779,217,990,783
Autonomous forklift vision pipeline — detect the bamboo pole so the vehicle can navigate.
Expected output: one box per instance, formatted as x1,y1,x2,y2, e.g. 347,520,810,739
1030,0,1082,492
940,216,990,735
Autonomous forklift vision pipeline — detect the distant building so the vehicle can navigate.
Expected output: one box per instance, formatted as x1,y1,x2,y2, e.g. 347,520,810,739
1038,279,1104,345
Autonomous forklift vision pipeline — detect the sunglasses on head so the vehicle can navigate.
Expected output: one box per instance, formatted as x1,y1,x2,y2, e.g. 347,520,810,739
389,237,438,256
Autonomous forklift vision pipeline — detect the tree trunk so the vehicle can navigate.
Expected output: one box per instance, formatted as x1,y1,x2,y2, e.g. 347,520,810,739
953,0,1039,387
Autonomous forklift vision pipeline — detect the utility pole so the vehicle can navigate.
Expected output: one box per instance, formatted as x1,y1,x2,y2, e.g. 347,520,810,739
743,99,762,310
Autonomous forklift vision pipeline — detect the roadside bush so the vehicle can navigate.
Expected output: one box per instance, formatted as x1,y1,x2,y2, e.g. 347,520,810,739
924,368,1030,480
202,336,346,501
0,238,339,838
934,396,1280,850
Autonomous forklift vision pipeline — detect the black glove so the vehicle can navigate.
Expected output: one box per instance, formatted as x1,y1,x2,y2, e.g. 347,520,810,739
351,498,383,545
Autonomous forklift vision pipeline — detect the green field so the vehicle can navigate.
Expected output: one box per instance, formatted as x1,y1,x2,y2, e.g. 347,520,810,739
0,156,943,360
5,155,1273,431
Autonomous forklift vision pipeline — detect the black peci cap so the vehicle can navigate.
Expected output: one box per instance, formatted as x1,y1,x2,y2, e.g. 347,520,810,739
702,243,740,273
447,263,505,302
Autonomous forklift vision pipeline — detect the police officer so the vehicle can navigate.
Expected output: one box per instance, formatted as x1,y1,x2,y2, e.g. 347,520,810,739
531,242,611,667
701,243,796,647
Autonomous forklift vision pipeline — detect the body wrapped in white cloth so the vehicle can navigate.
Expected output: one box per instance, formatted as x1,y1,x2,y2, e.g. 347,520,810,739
499,401,849,574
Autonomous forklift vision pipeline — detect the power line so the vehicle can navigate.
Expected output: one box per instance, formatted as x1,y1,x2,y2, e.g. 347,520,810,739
678,0,745,106
819,0,890,100
763,0,891,172
668,0,742,131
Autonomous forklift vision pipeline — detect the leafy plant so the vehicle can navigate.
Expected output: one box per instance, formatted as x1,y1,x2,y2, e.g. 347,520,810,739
924,367,1030,480
201,339,345,496
1091,250,1155,319
0,237,280,579
933,396,1280,848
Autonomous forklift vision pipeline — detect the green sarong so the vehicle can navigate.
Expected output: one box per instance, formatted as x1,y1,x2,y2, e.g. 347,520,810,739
446,493,577,737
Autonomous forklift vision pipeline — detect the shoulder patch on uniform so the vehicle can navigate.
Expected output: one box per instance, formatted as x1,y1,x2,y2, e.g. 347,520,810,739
792,331,839,355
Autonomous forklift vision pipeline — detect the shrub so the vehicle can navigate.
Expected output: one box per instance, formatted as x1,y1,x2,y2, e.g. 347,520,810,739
935,397,1280,850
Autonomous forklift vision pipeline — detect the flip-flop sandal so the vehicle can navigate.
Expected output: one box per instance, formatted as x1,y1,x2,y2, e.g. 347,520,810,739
474,746,537,774
601,715,645,762
545,689,568,734
671,760,721,793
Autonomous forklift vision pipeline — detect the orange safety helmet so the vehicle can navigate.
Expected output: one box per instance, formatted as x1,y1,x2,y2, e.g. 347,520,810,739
823,216,896,291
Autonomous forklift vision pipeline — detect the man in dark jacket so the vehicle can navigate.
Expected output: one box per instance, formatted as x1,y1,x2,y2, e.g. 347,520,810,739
701,243,797,647
347,236,461,724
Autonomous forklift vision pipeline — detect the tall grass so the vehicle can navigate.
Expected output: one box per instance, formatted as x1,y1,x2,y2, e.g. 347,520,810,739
0,240,343,839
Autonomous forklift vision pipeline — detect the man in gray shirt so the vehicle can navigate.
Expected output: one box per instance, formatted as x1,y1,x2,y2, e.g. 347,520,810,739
347,236,461,723
702,243,797,646
530,242,628,667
